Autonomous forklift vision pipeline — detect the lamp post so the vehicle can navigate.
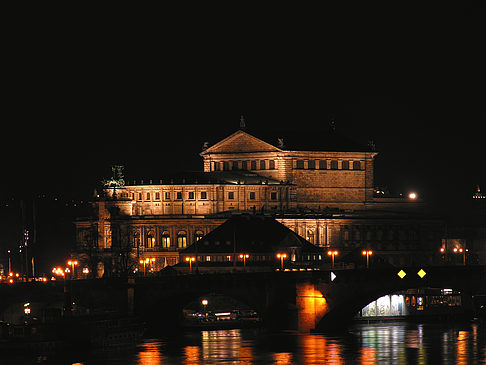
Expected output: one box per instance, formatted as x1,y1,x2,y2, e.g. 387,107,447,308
201,299,208,317
362,250,373,269
276,253,287,270
327,250,338,268
67,260,78,279
239,254,249,268
185,256,195,273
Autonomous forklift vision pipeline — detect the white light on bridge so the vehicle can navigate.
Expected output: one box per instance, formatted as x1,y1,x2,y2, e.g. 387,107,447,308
331,272,337,282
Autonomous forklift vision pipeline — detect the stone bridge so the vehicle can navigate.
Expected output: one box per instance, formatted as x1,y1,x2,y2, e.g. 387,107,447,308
1,265,485,332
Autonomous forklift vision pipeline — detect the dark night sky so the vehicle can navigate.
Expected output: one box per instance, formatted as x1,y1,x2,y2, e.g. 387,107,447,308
1,5,485,271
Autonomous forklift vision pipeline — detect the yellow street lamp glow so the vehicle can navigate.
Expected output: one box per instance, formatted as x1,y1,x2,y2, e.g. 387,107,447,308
276,253,287,270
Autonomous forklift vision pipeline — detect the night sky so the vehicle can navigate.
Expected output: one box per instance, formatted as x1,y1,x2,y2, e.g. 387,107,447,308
1,6,485,272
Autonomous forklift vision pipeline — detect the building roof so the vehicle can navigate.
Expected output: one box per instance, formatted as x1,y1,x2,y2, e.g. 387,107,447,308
180,215,321,254
128,170,285,186
201,127,371,154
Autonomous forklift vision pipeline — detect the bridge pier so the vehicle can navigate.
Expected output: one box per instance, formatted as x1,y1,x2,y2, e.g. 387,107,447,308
295,282,329,332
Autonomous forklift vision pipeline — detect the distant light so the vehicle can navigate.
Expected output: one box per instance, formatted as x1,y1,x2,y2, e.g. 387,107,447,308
408,192,417,200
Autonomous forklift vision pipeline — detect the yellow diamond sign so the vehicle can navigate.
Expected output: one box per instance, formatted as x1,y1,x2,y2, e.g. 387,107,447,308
397,270,407,279
417,269,426,278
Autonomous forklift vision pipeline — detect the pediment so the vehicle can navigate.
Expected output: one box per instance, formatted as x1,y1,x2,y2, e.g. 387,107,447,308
201,130,281,155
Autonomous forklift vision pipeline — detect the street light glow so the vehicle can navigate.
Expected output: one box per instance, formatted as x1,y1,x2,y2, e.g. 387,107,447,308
408,192,417,200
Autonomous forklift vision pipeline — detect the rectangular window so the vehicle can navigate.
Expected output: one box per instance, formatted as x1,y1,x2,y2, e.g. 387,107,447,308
249,192,256,200
270,192,277,200
146,192,151,200
353,161,362,170
200,191,207,199
308,160,315,169
228,191,234,200
296,160,304,169
260,160,266,170
155,192,160,200
342,160,349,170
188,192,195,199
241,160,247,170
251,160,257,170
138,193,142,201
269,160,275,170
330,160,338,170
319,160,327,170
176,192,182,200
231,161,238,170
165,192,170,200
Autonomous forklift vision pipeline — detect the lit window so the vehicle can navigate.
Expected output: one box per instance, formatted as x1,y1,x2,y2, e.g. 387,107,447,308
195,231,204,241
146,231,155,248
146,192,151,200
177,231,187,248
306,230,314,244
161,231,170,248
205,256,211,262
155,192,160,200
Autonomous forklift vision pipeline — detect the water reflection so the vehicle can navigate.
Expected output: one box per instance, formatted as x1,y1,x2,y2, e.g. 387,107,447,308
66,322,486,364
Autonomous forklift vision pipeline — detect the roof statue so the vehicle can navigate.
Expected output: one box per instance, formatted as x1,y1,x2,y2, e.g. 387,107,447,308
102,165,125,189
239,115,246,129
202,141,209,151
368,138,376,151
277,137,285,148
329,114,336,131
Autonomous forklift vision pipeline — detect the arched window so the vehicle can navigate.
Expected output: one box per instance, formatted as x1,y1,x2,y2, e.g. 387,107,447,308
133,232,140,248
146,231,155,248
306,229,314,244
161,231,170,248
177,231,187,248
195,230,204,241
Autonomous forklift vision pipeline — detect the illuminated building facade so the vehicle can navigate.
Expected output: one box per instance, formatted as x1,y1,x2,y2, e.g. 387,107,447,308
74,126,443,276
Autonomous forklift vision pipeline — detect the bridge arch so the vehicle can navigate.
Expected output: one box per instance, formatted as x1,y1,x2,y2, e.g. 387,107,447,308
313,266,486,331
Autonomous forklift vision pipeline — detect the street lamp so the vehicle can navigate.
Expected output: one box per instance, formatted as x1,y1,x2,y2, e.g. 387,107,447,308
139,259,149,276
201,299,208,316
327,250,338,268
67,260,78,279
185,256,196,273
362,250,373,269
276,253,287,270
239,254,250,268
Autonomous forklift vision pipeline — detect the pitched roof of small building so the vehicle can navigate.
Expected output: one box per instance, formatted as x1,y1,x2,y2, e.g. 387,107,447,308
180,215,321,254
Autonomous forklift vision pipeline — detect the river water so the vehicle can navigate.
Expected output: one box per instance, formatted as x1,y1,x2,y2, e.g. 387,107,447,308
29,321,486,364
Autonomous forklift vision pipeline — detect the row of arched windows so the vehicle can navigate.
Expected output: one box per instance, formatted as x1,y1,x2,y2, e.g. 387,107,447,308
211,159,276,172
295,159,363,170
132,230,205,249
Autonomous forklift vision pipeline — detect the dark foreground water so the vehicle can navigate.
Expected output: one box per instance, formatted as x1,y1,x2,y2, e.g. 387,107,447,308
22,321,486,364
